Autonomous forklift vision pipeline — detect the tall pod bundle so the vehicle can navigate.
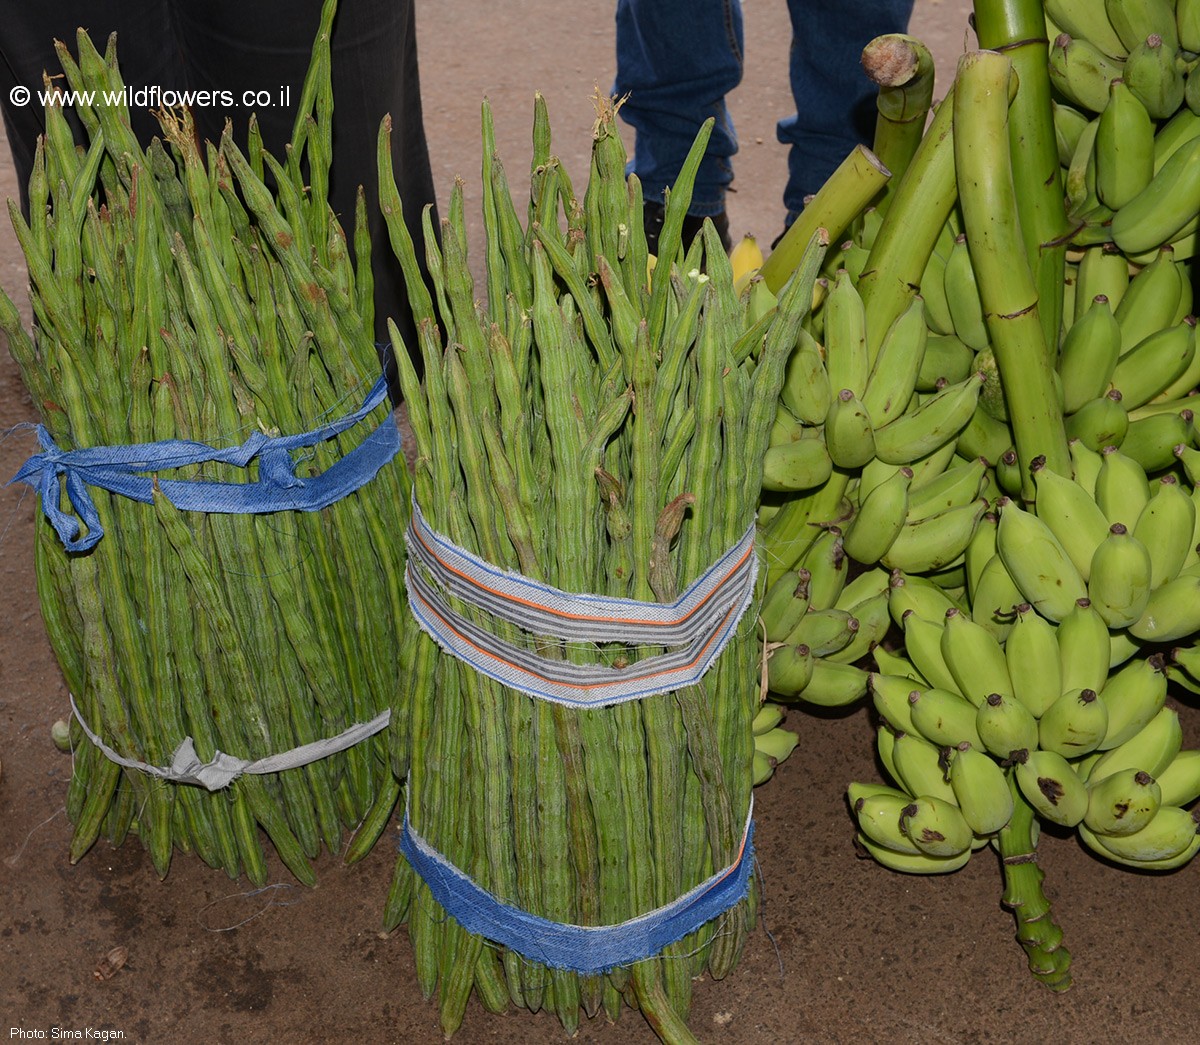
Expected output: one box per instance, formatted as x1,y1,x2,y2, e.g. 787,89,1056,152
377,93,825,1040
0,0,410,885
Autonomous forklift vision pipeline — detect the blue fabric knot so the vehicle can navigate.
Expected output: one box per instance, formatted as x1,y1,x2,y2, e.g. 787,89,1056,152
8,376,400,552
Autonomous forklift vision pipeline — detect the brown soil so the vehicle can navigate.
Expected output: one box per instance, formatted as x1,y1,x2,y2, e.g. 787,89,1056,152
2,3,1199,1042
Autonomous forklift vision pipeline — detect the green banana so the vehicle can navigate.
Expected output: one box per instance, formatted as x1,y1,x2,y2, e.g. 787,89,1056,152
785,607,860,658
880,498,987,574
843,466,913,564
824,388,877,470
760,567,813,642
761,437,835,492
801,526,850,610
1057,599,1113,695
1031,457,1112,581
1154,748,1200,806
1134,475,1198,588
901,795,975,857
766,642,815,698
1105,0,1178,53
1181,0,1200,51
823,267,870,398
1039,687,1111,757
891,730,957,804
964,510,1000,601
872,372,986,465
941,606,1014,706
1050,32,1128,114
943,233,989,351
901,610,964,695
1087,523,1154,627
920,247,956,336
1066,114,1102,215
1110,322,1197,410
1085,766,1162,836
754,726,800,767
780,326,833,424
1153,108,1200,172
1064,391,1130,452
1111,137,1200,254
1129,574,1200,642
876,724,901,784
1073,244,1129,321
888,570,961,627
872,645,928,686
1121,408,1196,473
834,565,892,612
975,692,1039,761
768,404,806,448
1097,653,1168,750
1123,32,1187,118
828,590,891,664
997,499,1089,622
1088,705,1184,781
862,295,927,425
851,787,921,854
1079,807,1200,866
1069,439,1105,497
1094,445,1151,526
1058,294,1121,413
995,448,1025,499
917,333,975,393
1045,0,1129,59
1015,749,1090,827
1054,99,1092,166
948,743,1013,835
800,658,870,707
969,553,1023,643
854,831,974,874
908,439,962,491
1095,78,1155,209
908,687,985,749
753,751,776,786
957,403,1016,465
1006,603,1065,718
752,702,786,735
906,456,987,523
871,672,919,734
1114,247,1184,356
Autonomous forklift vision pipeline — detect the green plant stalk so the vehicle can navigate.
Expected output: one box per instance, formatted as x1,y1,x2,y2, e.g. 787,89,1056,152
998,774,1072,990
863,34,938,214
857,89,958,358
761,145,890,294
953,51,1070,495
972,0,1070,354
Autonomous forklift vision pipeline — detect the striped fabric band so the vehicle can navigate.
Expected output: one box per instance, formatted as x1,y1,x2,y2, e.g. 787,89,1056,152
400,796,755,974
403,503,758,707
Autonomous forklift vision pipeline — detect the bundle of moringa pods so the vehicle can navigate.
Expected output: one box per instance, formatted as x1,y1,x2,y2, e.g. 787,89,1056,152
375,91,826,1041
0,4,410,887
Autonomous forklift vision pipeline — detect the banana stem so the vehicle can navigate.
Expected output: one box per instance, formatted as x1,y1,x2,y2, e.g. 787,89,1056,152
863,34,937,214
972,0,1070,355
953,51,1070,496
761,145,890,293
857,87,958,358
997,774,1072,992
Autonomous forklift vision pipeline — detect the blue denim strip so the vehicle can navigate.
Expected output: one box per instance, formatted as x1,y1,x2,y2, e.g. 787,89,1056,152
8,376,400,552
400,801,754,974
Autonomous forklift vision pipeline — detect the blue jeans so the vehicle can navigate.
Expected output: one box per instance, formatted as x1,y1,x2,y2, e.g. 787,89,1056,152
614,0,914,223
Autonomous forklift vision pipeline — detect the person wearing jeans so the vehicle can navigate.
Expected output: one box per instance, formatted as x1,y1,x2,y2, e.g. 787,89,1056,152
614,0,915,251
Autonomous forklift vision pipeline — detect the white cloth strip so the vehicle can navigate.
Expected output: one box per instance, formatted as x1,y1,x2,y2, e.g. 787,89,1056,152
404,549,757,709
69,694,391,791
406,498,757,645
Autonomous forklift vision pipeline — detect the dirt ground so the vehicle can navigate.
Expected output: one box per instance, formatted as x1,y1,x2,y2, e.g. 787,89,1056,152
2,2,1199,1042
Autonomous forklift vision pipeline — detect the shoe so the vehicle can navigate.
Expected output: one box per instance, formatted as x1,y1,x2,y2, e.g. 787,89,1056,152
643,200,731,256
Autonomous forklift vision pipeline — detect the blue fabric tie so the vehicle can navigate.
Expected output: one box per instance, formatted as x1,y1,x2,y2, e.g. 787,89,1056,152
8,376,400,552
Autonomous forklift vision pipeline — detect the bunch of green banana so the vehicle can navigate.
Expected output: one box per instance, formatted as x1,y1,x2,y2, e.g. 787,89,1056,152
751,702,801,786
